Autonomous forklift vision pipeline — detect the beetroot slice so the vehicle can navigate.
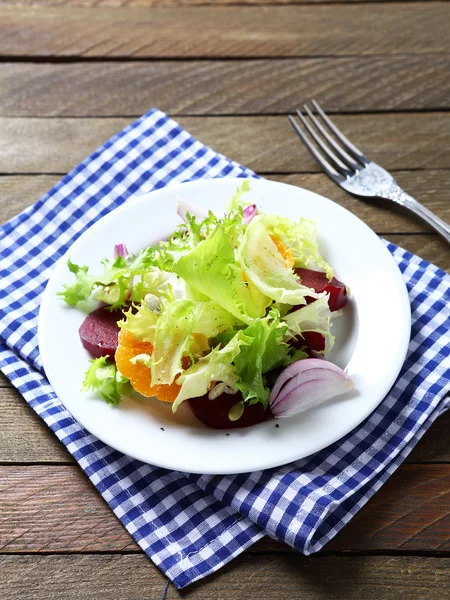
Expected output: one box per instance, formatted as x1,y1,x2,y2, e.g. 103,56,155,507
79,306,123,361
291,331,325,356
302,331,326,353
294,267,347,312
189,391,270,430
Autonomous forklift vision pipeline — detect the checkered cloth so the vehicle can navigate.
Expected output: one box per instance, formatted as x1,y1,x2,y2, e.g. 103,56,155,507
1,109,449,589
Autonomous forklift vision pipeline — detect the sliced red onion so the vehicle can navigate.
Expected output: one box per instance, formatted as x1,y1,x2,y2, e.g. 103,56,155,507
270,358,353,418
177,197,208,224
243,204,258,224
114,243,129,259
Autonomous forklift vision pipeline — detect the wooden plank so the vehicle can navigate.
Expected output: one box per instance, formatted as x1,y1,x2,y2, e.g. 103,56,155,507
0,555,449,599
1,114,450,175
3,171,450,235
1,56,450,116
1,0,443,6
0,4,449,58
0,466,135,552
1,464,450,553
328,463,450,552
0,175,57,222
0,383,72,463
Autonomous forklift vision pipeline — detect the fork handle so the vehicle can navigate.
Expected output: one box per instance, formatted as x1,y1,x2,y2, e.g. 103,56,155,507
396,192,450,245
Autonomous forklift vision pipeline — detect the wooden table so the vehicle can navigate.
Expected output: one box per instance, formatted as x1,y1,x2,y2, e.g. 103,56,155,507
1,1,449,598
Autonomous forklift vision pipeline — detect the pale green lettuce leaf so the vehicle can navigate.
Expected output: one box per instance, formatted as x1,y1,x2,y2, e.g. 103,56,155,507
191,301,242,338
151,299,196,385
174,224,270,323
260,214,333,280
218,309,292,407
237,217,321,306
58,248,158,308
82,356,132,405
227,179,251,212
118,303,158,344
129,269,181,303
172,331,250,411
282,295,334,353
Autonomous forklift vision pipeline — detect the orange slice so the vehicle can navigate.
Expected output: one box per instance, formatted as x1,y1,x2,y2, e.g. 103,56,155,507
270,235,295,268
115,329,181,403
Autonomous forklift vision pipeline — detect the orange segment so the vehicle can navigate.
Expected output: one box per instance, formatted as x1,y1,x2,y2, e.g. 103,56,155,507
115,329,181,402
270,235,295,268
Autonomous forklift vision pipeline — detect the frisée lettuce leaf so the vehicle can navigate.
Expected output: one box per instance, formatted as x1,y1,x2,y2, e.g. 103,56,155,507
174,224,270,324
217,309,292,407
282,294,335,353
172,330,250,411
82,356,132,405
237,217,322,306
58,249,157,308
150,299,196,385
260,214,334,280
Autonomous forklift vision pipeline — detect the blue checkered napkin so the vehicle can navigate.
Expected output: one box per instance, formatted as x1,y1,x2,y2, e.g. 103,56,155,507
0,110,449,588
190,244,450,551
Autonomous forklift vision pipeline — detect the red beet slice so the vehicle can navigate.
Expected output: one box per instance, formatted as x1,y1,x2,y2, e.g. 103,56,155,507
295,268,348,312
189,391,270,429
79,306,123,361
290,331,325,356
302,331,326,353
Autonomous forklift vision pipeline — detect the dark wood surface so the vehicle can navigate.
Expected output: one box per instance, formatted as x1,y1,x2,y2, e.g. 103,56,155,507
0,1,449,598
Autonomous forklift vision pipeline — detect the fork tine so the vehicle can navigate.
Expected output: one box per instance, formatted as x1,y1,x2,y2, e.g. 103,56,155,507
296,108,354,177
303,104,362,171
312,100,369,165
288,115,345,183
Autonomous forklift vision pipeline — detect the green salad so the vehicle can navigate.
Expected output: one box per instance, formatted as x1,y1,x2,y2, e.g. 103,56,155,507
58,181,352,428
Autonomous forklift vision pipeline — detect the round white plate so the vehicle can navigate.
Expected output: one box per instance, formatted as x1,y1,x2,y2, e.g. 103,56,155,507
38,178,411,474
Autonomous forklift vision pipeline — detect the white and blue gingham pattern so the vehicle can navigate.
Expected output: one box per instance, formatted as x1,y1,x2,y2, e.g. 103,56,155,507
1,109,449,588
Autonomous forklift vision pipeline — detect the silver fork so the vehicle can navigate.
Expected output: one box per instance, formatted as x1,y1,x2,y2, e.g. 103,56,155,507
288,100,450,244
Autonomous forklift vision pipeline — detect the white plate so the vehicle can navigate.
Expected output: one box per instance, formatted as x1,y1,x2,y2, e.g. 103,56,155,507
38,178,411,474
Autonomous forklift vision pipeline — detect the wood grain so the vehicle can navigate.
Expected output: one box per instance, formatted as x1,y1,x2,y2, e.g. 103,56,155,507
2,114,450,175
1,0,440,6
0,383,72,463
1,56,450,116
0,4,449,58
0,555,449,599
1,464,450,553
328,464,450,552
2,170,450,235
0,175,58,222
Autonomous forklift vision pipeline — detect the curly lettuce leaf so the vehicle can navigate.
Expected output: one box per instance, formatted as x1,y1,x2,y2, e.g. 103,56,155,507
228,179,252,212
174,223,270,324
150,299,196,385
191,301,242,338
119,302,158,344
237,217,322,306
129,269,181,303
58,249,157,308
218,309,292,407
260,214,333,280
282,295,335,353
82,356,132,405
172,330,249,411
57,260,96,306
